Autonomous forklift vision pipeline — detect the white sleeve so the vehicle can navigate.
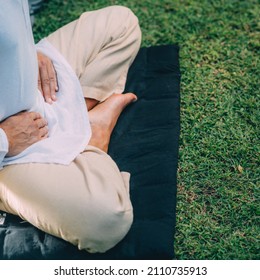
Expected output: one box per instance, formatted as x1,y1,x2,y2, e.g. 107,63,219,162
0,128,9,170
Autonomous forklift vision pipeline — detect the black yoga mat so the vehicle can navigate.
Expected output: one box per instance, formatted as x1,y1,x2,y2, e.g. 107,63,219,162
0,45,180,260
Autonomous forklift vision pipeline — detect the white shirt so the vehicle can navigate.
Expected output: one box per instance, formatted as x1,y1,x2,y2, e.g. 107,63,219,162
0,0,91,169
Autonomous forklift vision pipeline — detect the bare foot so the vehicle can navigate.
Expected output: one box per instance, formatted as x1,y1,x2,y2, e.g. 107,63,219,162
88,93,137,152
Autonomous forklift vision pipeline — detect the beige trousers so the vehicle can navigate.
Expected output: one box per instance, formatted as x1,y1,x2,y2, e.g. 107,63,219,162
47,5,141,101
0,6,141,253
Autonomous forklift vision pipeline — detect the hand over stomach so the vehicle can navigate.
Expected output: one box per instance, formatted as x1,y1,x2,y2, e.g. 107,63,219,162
0,111,48,157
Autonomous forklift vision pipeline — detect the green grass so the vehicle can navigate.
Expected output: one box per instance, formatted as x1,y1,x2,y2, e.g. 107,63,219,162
33,0,259,260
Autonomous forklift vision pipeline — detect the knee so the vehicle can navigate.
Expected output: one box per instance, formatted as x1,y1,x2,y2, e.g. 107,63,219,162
111,6,138,24
76,199,134,253
109,5,142,42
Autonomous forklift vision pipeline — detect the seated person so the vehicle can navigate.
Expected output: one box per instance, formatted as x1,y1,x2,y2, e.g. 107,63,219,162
0,1,141,253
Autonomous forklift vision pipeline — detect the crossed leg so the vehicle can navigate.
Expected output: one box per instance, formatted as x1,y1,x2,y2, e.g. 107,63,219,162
46,6,141,154
0,6,141,253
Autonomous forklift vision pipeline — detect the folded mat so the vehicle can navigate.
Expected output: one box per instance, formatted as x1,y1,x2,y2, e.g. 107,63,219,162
0,45,180,260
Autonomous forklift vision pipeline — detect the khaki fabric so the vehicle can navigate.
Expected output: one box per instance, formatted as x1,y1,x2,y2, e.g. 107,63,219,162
47,5,141,101
0,146,133,253
0,6,141,253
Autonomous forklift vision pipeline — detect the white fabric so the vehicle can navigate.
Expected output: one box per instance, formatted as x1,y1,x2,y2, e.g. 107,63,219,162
0,129,8,170
0,0,43,120
0,0,91,168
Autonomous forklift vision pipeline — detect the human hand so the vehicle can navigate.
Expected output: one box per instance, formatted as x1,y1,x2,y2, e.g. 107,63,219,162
37,51,59,104
0,112,48,157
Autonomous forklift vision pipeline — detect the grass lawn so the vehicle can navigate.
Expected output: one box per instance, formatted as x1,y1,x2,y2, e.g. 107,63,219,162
33,0,259,260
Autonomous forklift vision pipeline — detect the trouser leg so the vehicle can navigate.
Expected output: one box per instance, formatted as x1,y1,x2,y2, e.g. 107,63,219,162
47,5,141,101
0,146,133,253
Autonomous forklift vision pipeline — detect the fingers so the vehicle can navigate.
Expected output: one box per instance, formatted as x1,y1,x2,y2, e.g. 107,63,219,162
31,112,42,120
15,111,41,120
27,112,49,138
38,63,57,104
18,112,47,125
36,117,48,128
39,125,49,139
37,52,59,104
34,115,48,138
